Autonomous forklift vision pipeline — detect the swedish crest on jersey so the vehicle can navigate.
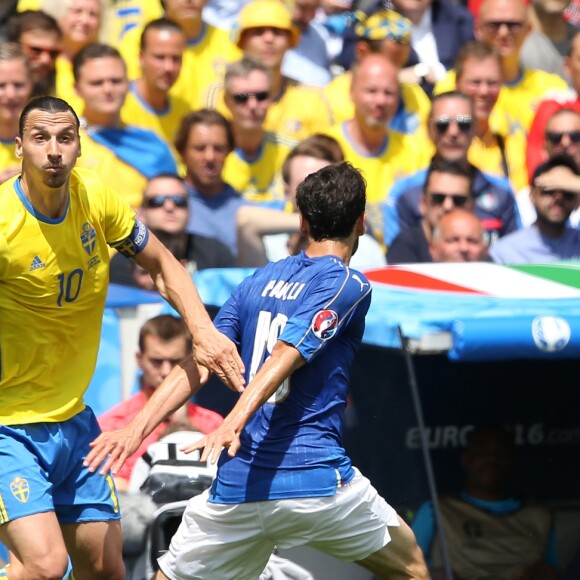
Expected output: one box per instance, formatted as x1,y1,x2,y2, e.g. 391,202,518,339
10,477,30,503
80,222,97,255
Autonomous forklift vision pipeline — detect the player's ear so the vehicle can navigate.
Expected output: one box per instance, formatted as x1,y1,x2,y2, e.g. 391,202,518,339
15,136,22,158
136,350,143,370
298,212,309,236
355,213,365,236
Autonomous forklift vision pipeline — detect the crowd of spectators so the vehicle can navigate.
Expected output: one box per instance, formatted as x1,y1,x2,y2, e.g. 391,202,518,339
1,0,579,272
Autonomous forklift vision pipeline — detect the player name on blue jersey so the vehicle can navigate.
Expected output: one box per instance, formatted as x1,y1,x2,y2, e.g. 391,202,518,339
261,279,305,301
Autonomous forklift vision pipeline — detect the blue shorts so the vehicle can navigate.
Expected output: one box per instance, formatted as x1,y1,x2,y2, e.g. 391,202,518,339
0,407,120,525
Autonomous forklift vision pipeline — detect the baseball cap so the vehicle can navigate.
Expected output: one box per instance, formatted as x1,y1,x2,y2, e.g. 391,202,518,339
354,9,412,44
232,0,301,49
531,153,580,186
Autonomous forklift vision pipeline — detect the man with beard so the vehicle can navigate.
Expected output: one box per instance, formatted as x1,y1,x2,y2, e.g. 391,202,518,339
490,154,580,263
6,9,61,97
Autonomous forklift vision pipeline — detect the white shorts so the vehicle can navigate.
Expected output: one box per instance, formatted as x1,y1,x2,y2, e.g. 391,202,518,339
158,468,400,580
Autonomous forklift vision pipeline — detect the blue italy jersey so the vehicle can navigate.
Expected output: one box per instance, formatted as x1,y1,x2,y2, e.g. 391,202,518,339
211,251,372,503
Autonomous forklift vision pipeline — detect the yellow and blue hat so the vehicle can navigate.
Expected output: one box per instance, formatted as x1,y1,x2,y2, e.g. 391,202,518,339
232,0,301,49
354,9,412,44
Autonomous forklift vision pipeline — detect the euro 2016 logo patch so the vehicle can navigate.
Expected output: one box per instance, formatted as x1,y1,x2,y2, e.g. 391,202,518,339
311,309,339,340
532,316,571,353
10,477,30,503
80,222,97,256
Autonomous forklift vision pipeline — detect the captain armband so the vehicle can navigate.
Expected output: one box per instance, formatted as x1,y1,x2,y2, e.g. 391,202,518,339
110,218,150,258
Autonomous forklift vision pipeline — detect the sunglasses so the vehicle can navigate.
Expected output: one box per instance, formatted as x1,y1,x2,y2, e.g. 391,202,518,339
143,194,188,209
22,44,60,60
434,115,473,135
428,192,470,207
545,131,580,146
231,91,269,105
536,188,577,202
481,20,524,34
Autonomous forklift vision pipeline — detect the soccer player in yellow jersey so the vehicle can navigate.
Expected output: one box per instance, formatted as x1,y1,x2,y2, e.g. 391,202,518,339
324,9,431,137
222,57,291,207
0,43,32,185
0,96,244,579
119,0,241,109
206,0,333,145
434,0,569,134
324,53,425,243
121,18,191,164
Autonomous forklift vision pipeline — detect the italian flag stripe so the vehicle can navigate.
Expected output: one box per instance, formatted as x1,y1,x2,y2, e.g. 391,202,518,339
365,263,580,298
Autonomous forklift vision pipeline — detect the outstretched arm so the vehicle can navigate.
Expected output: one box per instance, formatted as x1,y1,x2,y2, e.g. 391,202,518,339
84,357,201,476
236,206,300,267
184,341,306,464
135,232,245,391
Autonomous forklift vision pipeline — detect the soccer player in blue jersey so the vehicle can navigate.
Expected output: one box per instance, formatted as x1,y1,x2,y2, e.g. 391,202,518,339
0,95,244,580
88,162,428,579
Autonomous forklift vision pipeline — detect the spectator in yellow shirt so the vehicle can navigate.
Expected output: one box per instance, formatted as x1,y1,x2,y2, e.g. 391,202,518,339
221,57,291,207
73,43,178,208
0,42,33,184
120,17,190,163
118,0,240,109
434,0,568,134
454,41,528,192
324,9,431,137
323,53,426,243
207,0,333,145
41,0,106,115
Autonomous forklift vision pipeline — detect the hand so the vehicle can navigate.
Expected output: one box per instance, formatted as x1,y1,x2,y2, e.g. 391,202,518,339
534,166,580,194
84,427,143,476
321,0,352,15
181,421,242,465
193,327,245,393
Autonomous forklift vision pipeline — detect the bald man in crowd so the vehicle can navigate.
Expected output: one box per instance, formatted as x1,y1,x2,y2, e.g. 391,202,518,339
430,208,488,263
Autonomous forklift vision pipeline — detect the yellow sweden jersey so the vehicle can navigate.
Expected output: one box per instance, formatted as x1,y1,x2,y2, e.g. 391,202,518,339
104,0,164,45
77,130,147,209
434,67,569,133
121,84,190,158
263,82,334,144
324,123,425,242
467,130,528,192
0,169,137,425
222,133,290,206
55,57,84,118
323,72,430,136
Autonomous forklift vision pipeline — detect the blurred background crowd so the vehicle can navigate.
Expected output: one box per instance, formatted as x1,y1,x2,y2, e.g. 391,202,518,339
0,0,579,277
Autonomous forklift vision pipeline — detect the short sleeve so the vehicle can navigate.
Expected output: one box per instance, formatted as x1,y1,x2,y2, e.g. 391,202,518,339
279,268,371,361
